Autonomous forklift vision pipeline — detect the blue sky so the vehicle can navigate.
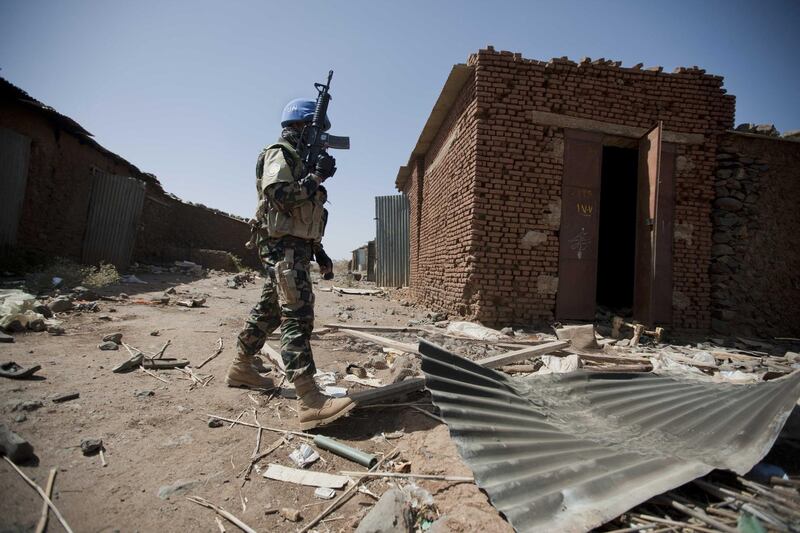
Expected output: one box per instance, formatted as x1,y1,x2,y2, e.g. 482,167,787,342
1,1,797,259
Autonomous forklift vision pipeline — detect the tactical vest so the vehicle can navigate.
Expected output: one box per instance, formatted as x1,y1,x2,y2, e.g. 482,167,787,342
255,140,327,242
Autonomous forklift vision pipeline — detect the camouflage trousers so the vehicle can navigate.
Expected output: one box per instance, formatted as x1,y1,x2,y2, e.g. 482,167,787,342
237,238,316,382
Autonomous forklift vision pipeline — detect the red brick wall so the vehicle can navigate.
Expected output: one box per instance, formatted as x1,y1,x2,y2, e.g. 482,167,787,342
401,73,479,316
402,48,735,329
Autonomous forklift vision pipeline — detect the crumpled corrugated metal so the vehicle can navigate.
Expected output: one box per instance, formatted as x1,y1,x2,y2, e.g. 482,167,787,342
419,339,800,533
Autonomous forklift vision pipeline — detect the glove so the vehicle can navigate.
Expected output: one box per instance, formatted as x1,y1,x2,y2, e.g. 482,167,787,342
315,247,334,280
315,152,337,179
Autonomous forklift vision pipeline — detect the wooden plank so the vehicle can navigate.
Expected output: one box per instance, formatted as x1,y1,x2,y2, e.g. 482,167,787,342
475,340,571,368
324,323,419,333
338,329,419,354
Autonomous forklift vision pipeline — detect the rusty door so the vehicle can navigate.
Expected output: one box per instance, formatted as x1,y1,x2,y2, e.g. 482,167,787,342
82,172,146,269
633,122,675,326
556,130,603,320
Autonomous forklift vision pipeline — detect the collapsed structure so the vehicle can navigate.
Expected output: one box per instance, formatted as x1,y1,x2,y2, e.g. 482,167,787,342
0,77,257,270
396,48,800,336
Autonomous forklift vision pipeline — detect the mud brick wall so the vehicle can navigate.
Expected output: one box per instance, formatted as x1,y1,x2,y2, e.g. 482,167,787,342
400,48,736,328
1,94,257,269
133,194,258,269
403,74,479,315
0,102,149,260
711,133,800,337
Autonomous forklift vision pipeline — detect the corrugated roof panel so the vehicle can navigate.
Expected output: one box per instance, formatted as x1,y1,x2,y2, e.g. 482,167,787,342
419,339,800,533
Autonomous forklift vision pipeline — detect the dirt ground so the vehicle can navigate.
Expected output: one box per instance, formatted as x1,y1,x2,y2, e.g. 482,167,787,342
0,271,512,533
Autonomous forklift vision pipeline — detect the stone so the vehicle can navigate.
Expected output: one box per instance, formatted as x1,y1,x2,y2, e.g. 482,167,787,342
103,333,123,344
14,413,27,423
80,438,103,455
208,418,224,428
157,479,199,500
151,296,170,304
0,331,14,343
47,325,65,336
714,197,743,212
33,304,53,319
389,355,415,384
366,355,388,370
279,508,302,522
48,296,74,313
72,286,99,301
12,400,43,412
98,341,119,351
355,489,412,533
134,389,154,398
0,424,34,462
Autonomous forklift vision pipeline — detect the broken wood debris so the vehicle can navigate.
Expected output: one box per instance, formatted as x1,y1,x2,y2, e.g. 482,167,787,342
34,468,57,533
337,328,419,354
339,471,474,482
262,464,349,489
474,340,571,368
186,496,256,533
195,337,223,369
3,456,74,533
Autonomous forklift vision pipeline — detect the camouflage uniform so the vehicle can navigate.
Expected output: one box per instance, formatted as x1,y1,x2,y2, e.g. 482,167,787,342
236,136,327,382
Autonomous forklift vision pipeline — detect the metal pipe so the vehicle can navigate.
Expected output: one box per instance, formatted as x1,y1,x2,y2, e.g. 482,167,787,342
313,435,377,468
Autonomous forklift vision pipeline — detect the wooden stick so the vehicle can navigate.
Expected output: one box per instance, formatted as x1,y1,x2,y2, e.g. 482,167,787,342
299,447,400,533
214,515,226,532
34,468,57,533
670,500,739,533
154,339,171,359
409,405,444,424
99,448,107,467
186,496,256,533
633,513,719,533
227,410,246,430
139,366,169,383
475,340,570,368
3,457,74,533
205,413,315,439
339,471,473,482
325,323,419,333
338,328,419,354
197,337,224,369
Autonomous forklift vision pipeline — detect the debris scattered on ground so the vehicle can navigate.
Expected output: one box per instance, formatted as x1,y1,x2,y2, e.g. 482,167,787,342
0,361,42,379
314,487,336,500
262,463,350,488
196,337,224,369
288,443,320,468
0,424,35,462
207,417,224,428
11,400,43,412
134,389,154,399
0,331,13,343
98,340,119,351
176,297,206,308
52,392,80,403
102,332,123,344
446,321,510,342
313,435,378,468
186,495,257,533
331,286,383,296
279,507,302,522
80,438,103,456
354,488,413,533
121,274,148,284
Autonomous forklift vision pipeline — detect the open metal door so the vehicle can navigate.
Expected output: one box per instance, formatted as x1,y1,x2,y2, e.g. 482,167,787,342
556,130,603,320
633,122,675,326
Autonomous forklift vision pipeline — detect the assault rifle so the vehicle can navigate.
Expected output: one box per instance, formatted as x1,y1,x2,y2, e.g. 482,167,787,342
299,70,350,168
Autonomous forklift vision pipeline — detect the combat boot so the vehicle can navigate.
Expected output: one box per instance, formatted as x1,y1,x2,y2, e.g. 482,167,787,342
294,373,355,430
226,352,274,389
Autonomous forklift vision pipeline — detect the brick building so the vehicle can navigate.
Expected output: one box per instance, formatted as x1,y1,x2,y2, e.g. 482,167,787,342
0,77,258,270
396,47,800,334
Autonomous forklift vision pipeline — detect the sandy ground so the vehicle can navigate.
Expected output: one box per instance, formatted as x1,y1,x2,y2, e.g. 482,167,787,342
0,271,512,533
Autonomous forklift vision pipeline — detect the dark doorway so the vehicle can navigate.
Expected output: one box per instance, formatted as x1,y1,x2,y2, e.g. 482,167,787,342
596,146,638,312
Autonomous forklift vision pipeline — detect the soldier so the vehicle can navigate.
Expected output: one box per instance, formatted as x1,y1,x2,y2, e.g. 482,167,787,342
228,98,353,430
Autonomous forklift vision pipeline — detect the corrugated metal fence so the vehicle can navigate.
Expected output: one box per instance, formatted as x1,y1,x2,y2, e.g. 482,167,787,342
375,194,409,287
82,172,146,269
0,128,31,246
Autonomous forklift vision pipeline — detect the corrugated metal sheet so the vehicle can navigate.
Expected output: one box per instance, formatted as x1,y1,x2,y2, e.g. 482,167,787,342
419,339,800,533
351,246,368,271
0,128,31,246
375,194,409,287
82,172,146,269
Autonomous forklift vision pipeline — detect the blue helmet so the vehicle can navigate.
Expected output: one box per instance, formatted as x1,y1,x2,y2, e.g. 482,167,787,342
280,98,331,131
